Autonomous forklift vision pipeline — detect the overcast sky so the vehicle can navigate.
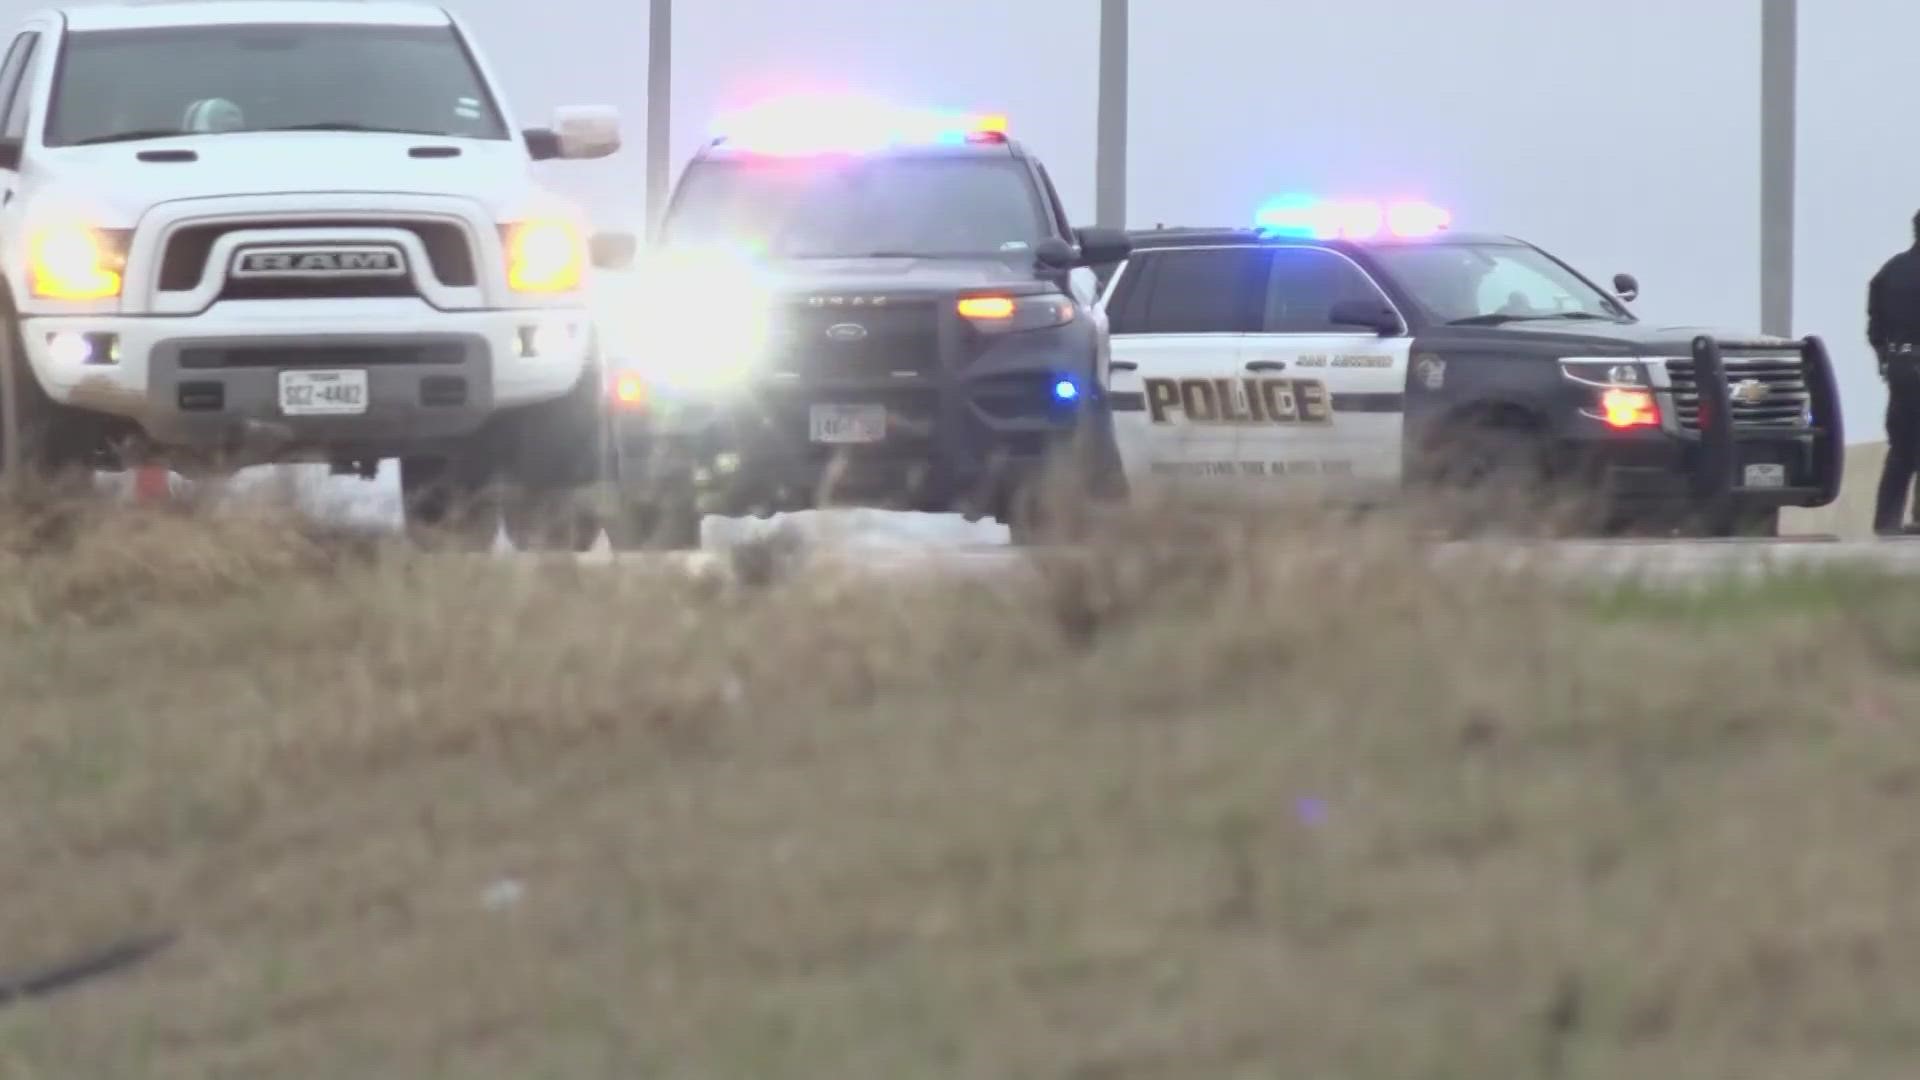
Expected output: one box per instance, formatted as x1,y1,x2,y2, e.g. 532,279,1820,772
2,0,1907,436
450,0,1919,435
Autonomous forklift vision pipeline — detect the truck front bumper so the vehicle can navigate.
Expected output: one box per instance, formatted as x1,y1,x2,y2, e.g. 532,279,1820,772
21,299,593,460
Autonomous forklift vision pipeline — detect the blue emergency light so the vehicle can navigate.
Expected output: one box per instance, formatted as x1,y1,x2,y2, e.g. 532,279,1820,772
1052,379,1079,402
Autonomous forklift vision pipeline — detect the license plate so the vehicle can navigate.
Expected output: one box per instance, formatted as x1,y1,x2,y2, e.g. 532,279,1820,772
1742,462,1787,488
278,369,368,416
808,403,886,444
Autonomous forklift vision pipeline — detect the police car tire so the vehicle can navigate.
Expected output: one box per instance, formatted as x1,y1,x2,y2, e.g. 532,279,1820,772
501,484,603,552
605,497,701,551
1707,506,1780,539
1415,418,1553,532
400,452,500,552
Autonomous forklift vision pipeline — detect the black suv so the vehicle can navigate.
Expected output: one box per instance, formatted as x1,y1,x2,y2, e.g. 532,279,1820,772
596,113,1131,547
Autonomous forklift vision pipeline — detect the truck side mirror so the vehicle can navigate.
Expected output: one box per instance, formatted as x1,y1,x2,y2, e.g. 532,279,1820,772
1612,272,1639,302
523,104,622,162
1328,297,1400,335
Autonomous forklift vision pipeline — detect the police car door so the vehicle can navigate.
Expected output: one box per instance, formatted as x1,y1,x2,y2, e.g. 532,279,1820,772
1101,245,1271,488
1238,246,1412,493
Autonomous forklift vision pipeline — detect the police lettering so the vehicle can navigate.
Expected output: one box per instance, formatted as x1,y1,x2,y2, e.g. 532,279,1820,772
1145,377,1330,425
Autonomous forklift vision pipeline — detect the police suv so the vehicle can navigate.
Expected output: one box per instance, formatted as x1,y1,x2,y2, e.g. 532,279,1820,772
596,97,1131,548
0,0,629,549
1098,198,1845,536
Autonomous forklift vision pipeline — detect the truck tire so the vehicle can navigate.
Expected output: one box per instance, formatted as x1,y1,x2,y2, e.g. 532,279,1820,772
496,365,607,552
400,452,499,551
0,319,92,494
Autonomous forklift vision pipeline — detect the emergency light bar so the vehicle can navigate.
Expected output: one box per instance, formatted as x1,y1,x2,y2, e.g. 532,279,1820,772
709,93,1009,156
1255,195,1452,240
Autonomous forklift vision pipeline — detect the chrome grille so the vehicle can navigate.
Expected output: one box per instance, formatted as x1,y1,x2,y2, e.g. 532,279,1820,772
156,217,476,293
1665,353,1809,430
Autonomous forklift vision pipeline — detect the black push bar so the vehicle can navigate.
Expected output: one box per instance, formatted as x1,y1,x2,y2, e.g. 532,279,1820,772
1687,334,1845,512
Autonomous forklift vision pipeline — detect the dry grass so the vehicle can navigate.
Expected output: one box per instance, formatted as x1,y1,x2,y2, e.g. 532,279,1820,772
2,484,1920,1078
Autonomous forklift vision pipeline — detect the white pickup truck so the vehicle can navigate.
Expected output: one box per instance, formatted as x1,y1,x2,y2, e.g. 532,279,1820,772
0,0,634,548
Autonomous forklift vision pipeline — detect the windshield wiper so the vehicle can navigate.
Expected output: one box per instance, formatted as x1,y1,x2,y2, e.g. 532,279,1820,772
70,128,189,146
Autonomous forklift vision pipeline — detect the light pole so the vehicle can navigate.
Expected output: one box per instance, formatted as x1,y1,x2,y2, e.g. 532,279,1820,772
1760,0,1795,337
647,0,672,236
1096,0,1128,229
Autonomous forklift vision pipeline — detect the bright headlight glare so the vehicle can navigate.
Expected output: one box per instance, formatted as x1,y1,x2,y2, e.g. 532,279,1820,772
29,223,128,301
503,219,585,293
605,245,775,392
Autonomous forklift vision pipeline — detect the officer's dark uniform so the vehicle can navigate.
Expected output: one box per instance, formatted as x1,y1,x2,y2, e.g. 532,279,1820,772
1866,211,1920,534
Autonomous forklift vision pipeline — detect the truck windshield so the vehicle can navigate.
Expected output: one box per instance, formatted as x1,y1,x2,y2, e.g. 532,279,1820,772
661,155,1050,259
44,23,509,147
1367,241,1631,325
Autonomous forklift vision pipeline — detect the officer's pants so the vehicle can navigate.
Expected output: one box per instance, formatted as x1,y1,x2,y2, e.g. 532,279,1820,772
1875,366,1920,531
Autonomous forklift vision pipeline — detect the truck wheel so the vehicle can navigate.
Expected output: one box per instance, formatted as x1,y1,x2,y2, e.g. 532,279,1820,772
0,321,92,494
400,452,499,551
605,495,702,551
498,365,607,552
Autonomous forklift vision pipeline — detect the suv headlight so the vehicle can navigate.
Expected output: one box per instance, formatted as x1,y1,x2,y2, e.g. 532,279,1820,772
1558,359,1648,387
1561,359,1659,429
601,244,775,394
29,224,130,301
502,219,585,294
957,292,1075,332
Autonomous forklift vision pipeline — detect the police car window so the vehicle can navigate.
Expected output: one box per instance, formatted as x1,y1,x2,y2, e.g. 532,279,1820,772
43,23,509,147
662,156,1049,259
1368,242,1626,324
1262,248,1391,333
1118,248,1269,333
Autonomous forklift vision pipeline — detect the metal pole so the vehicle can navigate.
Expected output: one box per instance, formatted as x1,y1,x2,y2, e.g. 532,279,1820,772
1096,0,1128,229
1760,0,1796,336
646,0,672,237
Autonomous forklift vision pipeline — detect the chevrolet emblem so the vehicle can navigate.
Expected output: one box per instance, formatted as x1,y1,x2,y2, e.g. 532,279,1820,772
1729,378,1771,405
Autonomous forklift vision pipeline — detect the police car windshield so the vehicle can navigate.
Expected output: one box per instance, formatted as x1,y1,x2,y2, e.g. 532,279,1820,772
43,24,509,148
662,156,1050,259
1367,241,1631,325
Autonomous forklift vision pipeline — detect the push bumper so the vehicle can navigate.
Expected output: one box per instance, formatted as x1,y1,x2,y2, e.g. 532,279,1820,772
1573,334,1845,512
21,299,593,459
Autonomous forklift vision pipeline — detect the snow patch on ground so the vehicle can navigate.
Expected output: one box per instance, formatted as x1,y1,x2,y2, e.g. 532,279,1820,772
134,462,1011,551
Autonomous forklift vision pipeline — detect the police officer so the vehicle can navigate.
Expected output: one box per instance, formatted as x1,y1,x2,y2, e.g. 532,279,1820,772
1867,209,1920,535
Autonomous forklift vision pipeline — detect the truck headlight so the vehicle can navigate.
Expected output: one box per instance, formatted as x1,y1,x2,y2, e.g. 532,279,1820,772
29,224,130,301
957,291,1075,332
502,219,585,294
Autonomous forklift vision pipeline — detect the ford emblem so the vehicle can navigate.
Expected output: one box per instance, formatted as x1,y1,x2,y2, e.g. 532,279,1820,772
826,322,868,342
